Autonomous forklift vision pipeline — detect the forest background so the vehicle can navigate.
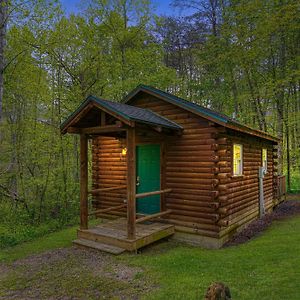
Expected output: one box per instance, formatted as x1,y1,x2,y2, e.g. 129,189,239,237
0,0,299,247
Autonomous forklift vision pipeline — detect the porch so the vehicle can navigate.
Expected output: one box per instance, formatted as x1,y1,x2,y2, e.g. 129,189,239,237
60,96,182,253
74,218,175,254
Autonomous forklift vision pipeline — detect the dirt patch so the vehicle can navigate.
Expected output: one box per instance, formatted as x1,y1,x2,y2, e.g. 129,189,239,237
0,263,10,279
224,199,300,247
0,247,151,299
12,247,141,282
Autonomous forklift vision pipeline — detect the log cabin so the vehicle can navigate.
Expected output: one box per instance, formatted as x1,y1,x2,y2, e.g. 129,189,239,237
61,84,286,253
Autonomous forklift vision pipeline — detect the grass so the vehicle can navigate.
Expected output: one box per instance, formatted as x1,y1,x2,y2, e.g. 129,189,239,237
0,225,77,263
0,219,100,262
290,172,300,193
0,249,142,299
1,212,300,299
120,216,300,299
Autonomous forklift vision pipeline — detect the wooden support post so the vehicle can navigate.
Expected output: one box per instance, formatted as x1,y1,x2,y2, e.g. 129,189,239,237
160,142,167,211
126,127,136,239
80,134,88,230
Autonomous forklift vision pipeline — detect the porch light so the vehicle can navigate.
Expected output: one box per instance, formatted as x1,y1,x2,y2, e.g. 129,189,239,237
122,147,127,155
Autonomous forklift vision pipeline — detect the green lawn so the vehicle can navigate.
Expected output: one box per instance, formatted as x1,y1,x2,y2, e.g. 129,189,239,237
0,225,76,263
122,215,300,299
1,214,300,299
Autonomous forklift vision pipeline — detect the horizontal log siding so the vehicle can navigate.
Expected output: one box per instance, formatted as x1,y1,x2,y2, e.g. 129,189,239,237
132,95,220,237
91,136,127,216
90,94,278,243
217,129,276,239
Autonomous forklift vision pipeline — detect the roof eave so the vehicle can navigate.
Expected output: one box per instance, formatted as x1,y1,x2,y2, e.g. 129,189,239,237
60,96,134,135
124,85,229,127
124,85,280,143
226,121,280,143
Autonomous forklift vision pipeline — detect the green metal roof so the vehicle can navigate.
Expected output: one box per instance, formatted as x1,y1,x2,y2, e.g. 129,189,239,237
124,84,230,124
123,84,279,142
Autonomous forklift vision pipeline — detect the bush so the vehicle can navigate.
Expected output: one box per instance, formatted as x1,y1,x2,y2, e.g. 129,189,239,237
0,200,78,248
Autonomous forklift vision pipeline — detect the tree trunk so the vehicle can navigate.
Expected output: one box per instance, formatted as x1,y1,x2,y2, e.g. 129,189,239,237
0,0,7,123
285,121,291,191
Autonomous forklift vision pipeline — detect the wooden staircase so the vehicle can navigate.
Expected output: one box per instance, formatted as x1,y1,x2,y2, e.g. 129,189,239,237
73,239,125,255
73,218,175,254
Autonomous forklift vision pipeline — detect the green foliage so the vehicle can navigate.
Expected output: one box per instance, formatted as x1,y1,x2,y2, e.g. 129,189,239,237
0,0,299,247
0,200,78,248
122,216,300,299
290,171,300,192
0,224,77,262
0,0,178,242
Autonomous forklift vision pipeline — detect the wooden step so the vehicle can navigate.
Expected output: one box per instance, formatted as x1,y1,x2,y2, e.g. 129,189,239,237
78,229,134,250
73,238,126,255
77,223,175,251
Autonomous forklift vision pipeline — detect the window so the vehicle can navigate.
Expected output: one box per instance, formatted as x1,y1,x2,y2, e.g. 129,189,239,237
233,144,243,176
262,148,267,170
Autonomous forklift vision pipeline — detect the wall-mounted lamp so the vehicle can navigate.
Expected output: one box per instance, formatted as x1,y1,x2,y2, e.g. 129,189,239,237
122,147,127,156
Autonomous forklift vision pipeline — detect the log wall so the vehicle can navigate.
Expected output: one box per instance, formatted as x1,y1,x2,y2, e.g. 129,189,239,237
91,136,127,216
91,93,279,244
130,95,221,238
216,129,278,240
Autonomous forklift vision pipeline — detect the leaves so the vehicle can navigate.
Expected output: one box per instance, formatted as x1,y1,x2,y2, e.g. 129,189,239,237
0,0,299,242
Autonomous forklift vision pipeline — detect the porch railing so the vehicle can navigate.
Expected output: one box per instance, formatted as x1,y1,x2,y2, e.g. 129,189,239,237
88,187,172,220
277,175,287,198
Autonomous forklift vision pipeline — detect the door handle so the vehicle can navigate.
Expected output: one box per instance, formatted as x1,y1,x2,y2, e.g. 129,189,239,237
136,176,140,186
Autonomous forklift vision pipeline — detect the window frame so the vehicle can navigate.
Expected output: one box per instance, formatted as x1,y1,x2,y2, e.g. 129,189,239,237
262,148,268,171
232,143,243,176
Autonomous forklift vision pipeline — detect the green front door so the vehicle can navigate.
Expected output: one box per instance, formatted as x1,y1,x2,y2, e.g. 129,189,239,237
136,144,161,215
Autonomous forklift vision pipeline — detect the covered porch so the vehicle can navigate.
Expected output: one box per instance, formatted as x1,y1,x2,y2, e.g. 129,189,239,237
60,95,182,252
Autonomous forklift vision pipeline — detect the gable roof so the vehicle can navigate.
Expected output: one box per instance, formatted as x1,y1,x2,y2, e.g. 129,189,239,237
124,84,280,142
60,95,182,134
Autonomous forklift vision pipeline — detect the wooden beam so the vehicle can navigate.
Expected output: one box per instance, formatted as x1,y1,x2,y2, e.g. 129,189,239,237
88,204,126,216
92,102,133,127
89,185,127,194
80,134,88,230
101,111,106,126
136,188,172,199
153,126,162,133
67,127,81,134
126,127,136,239
160,142,167,211
81,124,126,134
136,210,172,224
61,102,93,134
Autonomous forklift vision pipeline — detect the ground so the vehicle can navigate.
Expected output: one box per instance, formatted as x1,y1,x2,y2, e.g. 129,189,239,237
224,198,300,246
0,248,150,299
1,198,300,300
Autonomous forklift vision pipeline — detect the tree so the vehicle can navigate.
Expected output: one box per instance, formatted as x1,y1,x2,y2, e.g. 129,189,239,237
0,0,7,122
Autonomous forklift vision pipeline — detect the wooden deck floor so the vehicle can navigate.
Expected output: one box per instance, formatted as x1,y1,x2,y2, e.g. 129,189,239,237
76,218,175,252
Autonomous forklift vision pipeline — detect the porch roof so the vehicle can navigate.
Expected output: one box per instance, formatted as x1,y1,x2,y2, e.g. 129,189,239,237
60,95,182,134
